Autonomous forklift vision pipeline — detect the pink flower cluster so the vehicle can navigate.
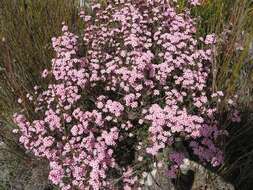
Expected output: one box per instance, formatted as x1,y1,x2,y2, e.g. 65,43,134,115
167,152,185,178
14,0,227,189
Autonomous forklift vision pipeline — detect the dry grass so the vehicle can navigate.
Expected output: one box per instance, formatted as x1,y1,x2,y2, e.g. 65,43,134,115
0,0,80,189
190,1,253,188
195,0,253,108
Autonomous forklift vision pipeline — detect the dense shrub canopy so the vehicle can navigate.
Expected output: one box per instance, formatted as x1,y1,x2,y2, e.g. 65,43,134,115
13,0,228,189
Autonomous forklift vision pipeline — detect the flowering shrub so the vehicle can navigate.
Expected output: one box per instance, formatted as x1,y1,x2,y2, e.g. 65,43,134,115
13,0,228,189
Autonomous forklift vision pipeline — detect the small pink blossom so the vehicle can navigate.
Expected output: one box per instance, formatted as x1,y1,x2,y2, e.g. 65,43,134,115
43,136,54,147
42,69,49,78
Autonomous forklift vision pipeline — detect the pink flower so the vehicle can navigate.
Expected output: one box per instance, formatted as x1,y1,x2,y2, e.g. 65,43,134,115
62,25,68,32
169,152,184,165
71,125,79,136
205,34,216,44
49,166,64,185
42,69,49,78
43,136,54,147
96,102,104,109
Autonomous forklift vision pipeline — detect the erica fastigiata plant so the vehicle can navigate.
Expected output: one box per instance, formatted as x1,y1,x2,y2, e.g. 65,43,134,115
13,0,231,189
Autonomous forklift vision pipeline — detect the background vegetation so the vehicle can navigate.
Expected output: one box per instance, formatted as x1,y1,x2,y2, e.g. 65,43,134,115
0,0,252,189
192,1,253,189
0,0,80,189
